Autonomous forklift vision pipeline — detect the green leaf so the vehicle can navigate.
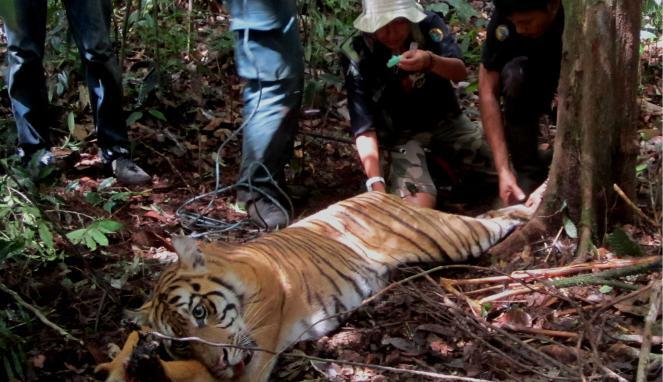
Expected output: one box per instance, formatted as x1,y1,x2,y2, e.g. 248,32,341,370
599,285,614,294
102,200,116,214
126,111,144,126
84,235,97,251
65,179,80,192
563,215,578,239
66,229,86,243
148,109,167,122
635,162,649,175
90,230,109,247
0,239,25,260
38,223,54,249
95,220,123,233
480,302,492,317
444,0,479,22
67,111,76,134
98,177,117,190
426,2,450,15
607,227,643,257
84,192,103,206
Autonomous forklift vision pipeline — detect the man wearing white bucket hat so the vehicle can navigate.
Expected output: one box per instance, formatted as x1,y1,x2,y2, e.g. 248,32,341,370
342,0,493,208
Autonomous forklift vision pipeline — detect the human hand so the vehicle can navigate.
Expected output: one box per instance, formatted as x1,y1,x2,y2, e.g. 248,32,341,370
498,171,526,206
397,49,433,72
525,179,548,210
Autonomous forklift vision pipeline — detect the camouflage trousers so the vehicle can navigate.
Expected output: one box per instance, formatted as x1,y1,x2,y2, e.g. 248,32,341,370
384,114,493,197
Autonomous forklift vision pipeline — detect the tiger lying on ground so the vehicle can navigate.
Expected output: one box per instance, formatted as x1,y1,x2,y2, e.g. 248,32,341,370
97,191,531,382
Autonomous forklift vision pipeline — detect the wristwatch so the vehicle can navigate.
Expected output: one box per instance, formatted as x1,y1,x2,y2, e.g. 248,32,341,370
365,176,385,191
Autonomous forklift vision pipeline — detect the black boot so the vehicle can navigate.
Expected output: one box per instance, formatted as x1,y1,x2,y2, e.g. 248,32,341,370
100,147,151,185
247,197,290,231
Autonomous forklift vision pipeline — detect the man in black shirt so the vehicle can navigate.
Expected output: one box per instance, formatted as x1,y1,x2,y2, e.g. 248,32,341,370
479,0,563,206
342,0,492,209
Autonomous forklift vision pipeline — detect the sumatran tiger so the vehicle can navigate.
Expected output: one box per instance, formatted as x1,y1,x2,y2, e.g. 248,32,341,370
97,192,531,382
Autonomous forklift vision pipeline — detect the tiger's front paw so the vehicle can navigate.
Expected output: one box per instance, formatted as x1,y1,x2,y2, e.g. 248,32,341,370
95,331,141,382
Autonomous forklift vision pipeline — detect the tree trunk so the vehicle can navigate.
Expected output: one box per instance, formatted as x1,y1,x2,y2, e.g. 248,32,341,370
492,0,641,258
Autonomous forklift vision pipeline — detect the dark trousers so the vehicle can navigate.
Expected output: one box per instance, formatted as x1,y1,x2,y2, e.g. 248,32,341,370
4,0,128,157
501,56,555,190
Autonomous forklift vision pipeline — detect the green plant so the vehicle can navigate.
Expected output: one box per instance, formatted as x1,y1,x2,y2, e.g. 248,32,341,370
0,311,27,382
642,0,662,39
66,219,124,251
0,171,60,263
74,177,140,213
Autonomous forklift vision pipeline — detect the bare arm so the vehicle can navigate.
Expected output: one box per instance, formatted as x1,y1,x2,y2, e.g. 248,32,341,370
354,131,385,192
479,64,509,176
429,54,467,82
479,64,525,205
398,50,467,82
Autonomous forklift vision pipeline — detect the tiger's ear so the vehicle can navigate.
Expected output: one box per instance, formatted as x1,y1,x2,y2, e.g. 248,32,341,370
172,235,207,272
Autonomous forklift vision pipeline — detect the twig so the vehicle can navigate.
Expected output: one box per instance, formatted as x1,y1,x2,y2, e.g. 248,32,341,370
544,225,564,262
142,143,193,192
185,0,193,57
507,326,579,339
636,280,661,382
447,256,661,286
613,183,660,227
613,334,662,345
479,259,660,304
588,282,655,321
0,281,83,345
290,353,495,382
148,331,494,381
120,0,133,66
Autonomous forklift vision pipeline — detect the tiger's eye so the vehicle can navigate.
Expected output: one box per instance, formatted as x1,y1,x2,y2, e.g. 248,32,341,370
192,304,206,319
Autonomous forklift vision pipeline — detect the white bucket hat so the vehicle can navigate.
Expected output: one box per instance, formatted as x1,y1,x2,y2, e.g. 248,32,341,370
353,0,427,33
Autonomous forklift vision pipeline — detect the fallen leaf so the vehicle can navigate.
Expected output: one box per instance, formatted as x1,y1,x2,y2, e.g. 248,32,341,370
428,334,453,358
492,308,532,329
381,336,425,355
539,344,579,364
144,210,174,223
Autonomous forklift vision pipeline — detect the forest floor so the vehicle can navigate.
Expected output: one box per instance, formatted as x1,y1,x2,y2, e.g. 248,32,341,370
0,2,662,381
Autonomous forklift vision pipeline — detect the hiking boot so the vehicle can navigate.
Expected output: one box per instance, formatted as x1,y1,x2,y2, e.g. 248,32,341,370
247,198,290,231
111,157,151,185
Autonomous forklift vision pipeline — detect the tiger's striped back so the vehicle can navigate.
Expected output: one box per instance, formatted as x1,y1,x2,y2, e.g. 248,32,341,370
292,192,528,267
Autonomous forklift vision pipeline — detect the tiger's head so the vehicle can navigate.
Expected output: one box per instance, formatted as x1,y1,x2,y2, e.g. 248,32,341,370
131,236,271,380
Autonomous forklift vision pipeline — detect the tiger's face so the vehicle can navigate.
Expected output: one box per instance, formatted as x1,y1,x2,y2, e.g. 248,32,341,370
133,236,258,380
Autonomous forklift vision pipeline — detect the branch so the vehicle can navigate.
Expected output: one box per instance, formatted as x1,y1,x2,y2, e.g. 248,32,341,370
613,183,660,227
478,258,660,304
446,256,661,286
636,280,662,382
0,281,83,345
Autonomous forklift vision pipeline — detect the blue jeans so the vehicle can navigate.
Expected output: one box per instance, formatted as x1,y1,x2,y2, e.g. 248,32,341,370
4,0,128,158
226,0,304,205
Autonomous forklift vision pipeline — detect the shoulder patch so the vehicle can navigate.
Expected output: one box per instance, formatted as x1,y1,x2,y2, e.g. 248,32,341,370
429,28,444,42
495,25,510,41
